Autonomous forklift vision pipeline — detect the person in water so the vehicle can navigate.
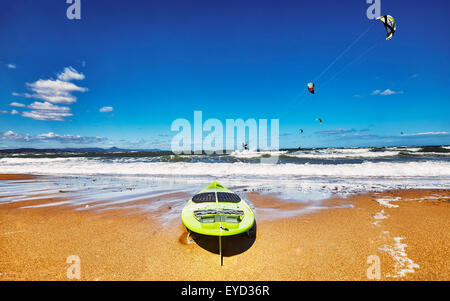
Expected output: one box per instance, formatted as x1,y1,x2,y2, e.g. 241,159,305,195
242,142,249,150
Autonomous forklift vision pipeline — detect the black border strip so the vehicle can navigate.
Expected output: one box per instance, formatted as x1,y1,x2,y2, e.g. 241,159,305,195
1,281,447,297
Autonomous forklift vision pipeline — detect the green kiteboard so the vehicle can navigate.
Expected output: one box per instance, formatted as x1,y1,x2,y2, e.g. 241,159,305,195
181,181,255,237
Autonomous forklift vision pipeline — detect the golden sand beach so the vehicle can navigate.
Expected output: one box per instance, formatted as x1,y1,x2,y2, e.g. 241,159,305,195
0,174,448,281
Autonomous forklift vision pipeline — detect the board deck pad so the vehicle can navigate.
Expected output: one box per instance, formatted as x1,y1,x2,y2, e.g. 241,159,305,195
181,181,255,236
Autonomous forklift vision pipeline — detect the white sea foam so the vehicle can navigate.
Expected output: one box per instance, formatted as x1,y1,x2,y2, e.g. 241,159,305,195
402,196,450,202
230,149,287,158
1,158,450,178
409,152,450,156
1,158,450,201
401,148,421,152
379,236,420,278
1,157,449,218
371,196,420,278
374,209,388,220
287,148,400,159
372,209,389,227
374,197,401,208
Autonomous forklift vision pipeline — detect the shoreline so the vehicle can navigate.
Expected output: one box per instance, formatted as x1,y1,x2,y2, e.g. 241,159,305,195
0,174,448,281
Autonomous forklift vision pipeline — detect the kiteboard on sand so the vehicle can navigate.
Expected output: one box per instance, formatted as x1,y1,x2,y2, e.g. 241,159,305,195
181,181,255,265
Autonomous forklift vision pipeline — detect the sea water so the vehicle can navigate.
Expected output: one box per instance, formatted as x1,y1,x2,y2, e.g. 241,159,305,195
0,146,449,221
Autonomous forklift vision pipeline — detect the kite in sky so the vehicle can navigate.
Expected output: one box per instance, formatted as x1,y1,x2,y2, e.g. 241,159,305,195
377,15,396,41
307,82,315,94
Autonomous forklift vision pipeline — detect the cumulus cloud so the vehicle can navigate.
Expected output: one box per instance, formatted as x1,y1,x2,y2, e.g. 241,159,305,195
380,89,404,96
0,130,106,144
17,79,88,104
1,130,23,140
371,90,381,95
57,67,85,81
372,89,404,96
12,67,87,121
20,101,73,121
99,106,114,113
9,102,26,107
21,110,73,122
28,101,70,112
0,109,20,115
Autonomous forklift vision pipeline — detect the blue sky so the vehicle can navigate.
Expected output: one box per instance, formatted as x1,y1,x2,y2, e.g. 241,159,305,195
1,0,449,149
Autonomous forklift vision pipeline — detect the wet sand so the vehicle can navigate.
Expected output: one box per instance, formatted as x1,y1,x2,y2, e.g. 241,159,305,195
0,174,40,181
0,174,448,281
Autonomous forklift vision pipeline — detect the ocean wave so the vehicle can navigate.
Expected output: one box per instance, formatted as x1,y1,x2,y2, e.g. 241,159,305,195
1,157,450,178
285,148,400,159
1,146,450,162
229,149,287,158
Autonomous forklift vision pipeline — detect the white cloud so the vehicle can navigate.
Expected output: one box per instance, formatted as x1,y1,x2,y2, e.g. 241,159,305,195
14,91,75,105
316,128,356,135
21,101,73,121
0,130,30,141
380,89,403,96
372,89,404,96
0,109,20,115
1,130,22,139
0,130,106,144
22,79,88,104
12,67,88,121
36,132,58,139
28,101,70,112
13,68,87,105
380,89,396,96
7,64,16,69
21,110,73,121
402,131,449,137
9,102,26,107
371,90,382,95
57,67,85,81
99,106,114,113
